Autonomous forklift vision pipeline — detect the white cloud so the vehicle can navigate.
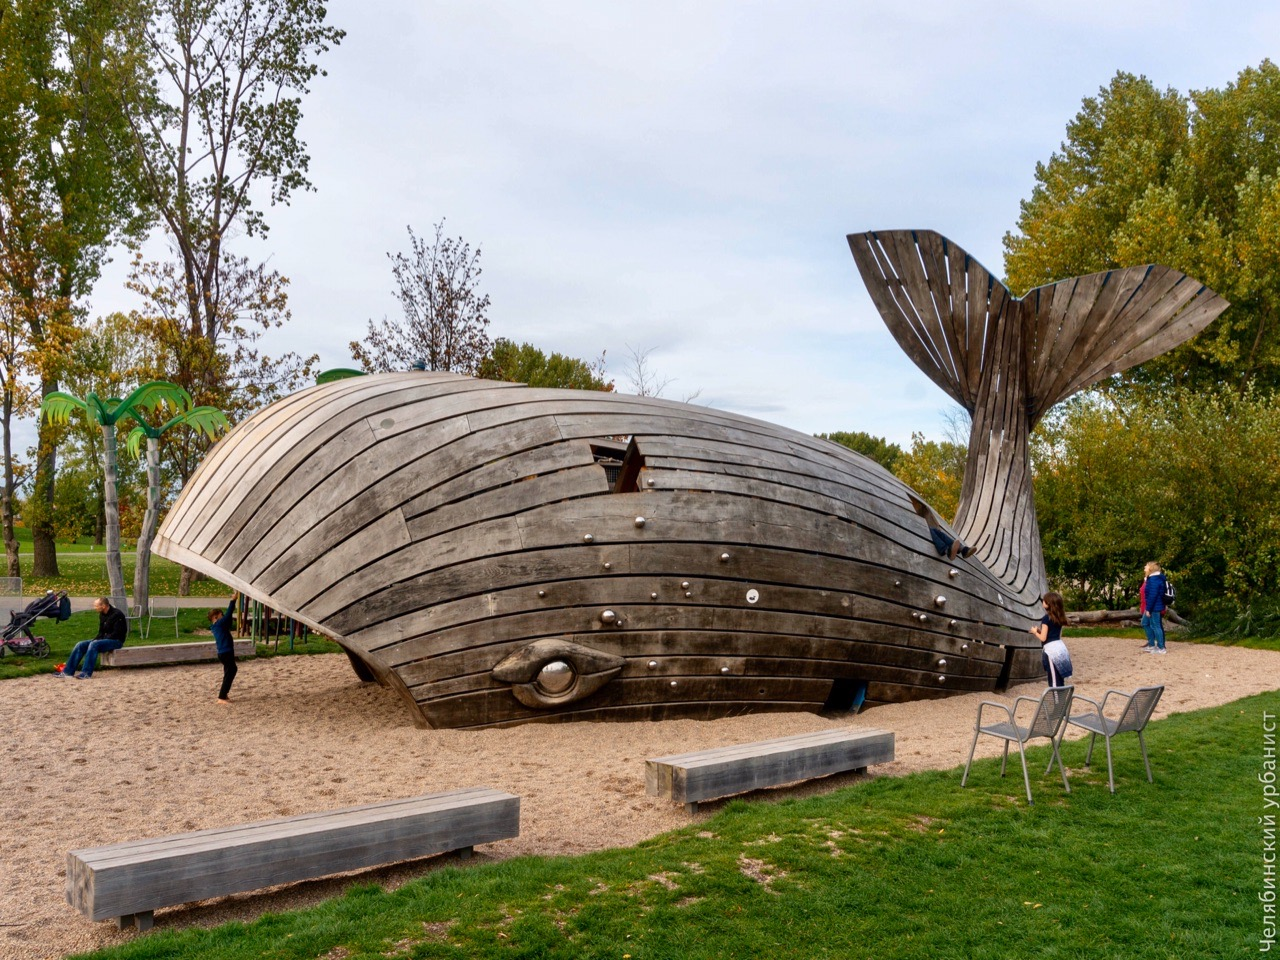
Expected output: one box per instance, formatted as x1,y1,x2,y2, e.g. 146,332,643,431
73,0,1278,454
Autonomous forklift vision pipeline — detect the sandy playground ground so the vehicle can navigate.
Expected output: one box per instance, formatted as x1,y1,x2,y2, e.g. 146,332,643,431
2,636,1277,960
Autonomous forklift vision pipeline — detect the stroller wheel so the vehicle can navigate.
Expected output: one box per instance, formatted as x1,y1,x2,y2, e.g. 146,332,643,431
33,639,50,658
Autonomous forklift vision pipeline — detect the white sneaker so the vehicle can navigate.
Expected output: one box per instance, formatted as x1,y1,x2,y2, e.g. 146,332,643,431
1154,648,1167,655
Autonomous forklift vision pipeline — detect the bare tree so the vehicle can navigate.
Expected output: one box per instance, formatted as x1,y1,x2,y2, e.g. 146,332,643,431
351,222,492,374
623,343,702,403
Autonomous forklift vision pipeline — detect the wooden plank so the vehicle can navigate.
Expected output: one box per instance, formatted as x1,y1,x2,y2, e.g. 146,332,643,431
406,464,611,544
100,639,255,667
299,489,970,626
67,788,519,923
208,381,535,569
645,728,895,805
413,647,1005,703
228,413,573,585
179,374,488,554
327,528,1029,646
388,599,1019,686
349,568,1012,657
265,509,414,609
162,374,392,547
848,232,966,407
400,439,601,519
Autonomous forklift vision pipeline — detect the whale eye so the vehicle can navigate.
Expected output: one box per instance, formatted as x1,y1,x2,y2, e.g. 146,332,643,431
492,639,624,709
536,660,576,695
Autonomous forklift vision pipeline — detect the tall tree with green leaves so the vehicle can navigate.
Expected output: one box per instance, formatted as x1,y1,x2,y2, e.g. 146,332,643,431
1031,388,1280,612
890,432,967,524
816,431,904,472
39,382,191,601
478,339,613,391
1004,61,1280,393
0,0,150,575
111,0,340,408
125,403,228,610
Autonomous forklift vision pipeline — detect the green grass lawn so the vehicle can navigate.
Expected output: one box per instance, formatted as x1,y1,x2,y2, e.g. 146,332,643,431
65,692,1276,960
9,524,101,548
0,607,342,678
17,552,231,598
3,525,228,597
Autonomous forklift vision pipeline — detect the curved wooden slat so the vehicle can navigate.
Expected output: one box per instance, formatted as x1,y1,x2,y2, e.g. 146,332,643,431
847,230,1228,600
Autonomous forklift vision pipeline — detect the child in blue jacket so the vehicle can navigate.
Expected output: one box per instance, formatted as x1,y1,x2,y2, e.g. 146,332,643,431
209,598,238,701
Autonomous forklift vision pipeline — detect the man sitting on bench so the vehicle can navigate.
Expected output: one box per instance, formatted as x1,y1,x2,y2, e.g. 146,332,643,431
59,598,127,679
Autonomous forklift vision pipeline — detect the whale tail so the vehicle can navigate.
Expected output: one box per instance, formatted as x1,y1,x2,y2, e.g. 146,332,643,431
848,230,1229,598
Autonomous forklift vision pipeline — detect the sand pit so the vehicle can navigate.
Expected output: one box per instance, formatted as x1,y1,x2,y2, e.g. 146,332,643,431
2,636,1277,960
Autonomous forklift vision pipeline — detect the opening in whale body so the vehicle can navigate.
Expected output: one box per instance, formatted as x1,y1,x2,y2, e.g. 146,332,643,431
150,232,1229,729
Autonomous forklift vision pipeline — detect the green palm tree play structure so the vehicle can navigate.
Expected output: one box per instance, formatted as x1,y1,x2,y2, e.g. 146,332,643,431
39,382,227,607
125,404,229,611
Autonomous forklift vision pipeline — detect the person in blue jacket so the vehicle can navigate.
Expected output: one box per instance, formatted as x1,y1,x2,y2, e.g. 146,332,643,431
209,597,238,702
1142,562,1168,654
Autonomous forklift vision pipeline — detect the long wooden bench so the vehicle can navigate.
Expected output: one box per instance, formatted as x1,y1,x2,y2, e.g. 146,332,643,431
646,728,895,813
100,638,255,667
66,787,520,930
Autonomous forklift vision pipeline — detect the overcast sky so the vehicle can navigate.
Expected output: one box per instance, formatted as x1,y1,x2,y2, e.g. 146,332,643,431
88,0,1280,447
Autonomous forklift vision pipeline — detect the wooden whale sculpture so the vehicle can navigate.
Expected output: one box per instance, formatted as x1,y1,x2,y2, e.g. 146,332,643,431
154,231,1228,728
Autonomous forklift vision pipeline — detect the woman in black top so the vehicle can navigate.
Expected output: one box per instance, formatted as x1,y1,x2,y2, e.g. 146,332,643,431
1030,591,1073,687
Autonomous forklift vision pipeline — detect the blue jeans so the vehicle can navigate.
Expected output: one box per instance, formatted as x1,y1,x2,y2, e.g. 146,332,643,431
1142,612,1165,650
65,638,124,677
929,527,955,556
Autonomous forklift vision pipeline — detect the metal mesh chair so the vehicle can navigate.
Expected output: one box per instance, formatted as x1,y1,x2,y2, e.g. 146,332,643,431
145,597,180,639
107,597,140,637
962,685,1074,804
1063,685,1164,793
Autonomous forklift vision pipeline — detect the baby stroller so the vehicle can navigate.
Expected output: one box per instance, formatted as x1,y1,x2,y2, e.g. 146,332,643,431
1,590,70,658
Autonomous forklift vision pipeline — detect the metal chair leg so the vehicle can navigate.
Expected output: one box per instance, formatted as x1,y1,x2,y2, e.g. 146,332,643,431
1138,730,1153,782
1048,738,1070,793
961,726,982,787
1103,735,1116,794
1015,742,1033,804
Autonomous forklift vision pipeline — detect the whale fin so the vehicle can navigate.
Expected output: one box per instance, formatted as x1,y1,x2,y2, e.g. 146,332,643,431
848,229,1229,597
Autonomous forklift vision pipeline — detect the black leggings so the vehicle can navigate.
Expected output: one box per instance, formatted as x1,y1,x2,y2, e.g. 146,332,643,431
217,651,238,700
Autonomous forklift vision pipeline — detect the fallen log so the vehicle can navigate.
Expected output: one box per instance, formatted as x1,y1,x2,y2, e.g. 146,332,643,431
1066,607,1187,627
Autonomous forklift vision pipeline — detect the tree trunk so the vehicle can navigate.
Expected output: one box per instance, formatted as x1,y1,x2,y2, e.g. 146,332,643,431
132,437,161,612
178,565,204,596
30,383,59,577
99,423,126,601
1067,607,1187,627
1,387,18,578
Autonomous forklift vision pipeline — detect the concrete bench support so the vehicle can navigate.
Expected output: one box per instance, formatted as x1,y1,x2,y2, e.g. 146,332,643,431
646,728,895,813
66,787,520,930
100,638,255,667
